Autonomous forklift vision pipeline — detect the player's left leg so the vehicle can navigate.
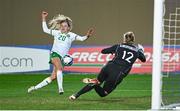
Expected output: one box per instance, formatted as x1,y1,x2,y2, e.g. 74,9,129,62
69,79,121,100
71,83,97,99
51,57,64,94
69,65,108,100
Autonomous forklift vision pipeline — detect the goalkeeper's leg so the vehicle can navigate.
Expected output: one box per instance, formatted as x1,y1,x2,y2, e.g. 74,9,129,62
70,79,120,99
69,67,107,100
72,83,97,99
94,72,124,97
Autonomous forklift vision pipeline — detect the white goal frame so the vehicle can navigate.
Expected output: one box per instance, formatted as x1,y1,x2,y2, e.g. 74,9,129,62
152,0,180,110
151,0,164,110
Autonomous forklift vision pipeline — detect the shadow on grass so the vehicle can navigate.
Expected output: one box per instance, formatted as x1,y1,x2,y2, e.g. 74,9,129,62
78,97,125,103
78,96,150,103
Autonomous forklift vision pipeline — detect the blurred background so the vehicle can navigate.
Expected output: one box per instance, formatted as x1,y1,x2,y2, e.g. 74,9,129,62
0,0,153,45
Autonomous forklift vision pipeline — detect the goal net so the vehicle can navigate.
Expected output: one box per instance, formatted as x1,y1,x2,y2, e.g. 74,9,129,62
161,0,180,109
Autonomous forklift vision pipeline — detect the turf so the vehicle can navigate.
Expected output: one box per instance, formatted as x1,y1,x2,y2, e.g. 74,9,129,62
0,74,151,110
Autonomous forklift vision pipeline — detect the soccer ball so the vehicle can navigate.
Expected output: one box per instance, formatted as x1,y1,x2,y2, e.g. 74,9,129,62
63,55,73,66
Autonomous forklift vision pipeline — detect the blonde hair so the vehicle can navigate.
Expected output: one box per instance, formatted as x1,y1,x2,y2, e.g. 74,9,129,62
48,14,73,31
123,31,135,44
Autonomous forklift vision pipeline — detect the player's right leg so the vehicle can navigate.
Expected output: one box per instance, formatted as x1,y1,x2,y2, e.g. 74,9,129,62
27,67,57,93
82,78,100,84
83,63,108,84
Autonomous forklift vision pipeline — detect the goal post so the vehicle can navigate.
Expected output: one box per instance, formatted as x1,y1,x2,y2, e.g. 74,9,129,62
151,0,164,110
152,0,180,109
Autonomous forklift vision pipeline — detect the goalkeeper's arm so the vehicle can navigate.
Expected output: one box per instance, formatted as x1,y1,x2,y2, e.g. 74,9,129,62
137,44,146,62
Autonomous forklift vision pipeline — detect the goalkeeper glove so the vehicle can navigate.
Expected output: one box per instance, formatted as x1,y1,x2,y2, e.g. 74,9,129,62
138,44,144,52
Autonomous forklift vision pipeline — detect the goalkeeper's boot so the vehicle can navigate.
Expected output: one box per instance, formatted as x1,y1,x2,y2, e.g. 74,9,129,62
69,94,77,100
28,86,35,93
82,78,100,84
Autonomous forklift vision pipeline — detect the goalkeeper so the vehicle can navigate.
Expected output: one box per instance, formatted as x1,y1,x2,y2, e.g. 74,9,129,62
69,31,146,100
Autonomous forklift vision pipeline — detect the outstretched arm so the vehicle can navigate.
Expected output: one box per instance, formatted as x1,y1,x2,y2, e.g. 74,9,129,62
137,44,146,62
138,51,146,62
41,11,52,34
75,28,94,41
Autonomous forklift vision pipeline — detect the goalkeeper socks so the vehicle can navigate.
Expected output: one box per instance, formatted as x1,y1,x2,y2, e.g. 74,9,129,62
75,83,95,98
34,77,52,90
57,70,64,93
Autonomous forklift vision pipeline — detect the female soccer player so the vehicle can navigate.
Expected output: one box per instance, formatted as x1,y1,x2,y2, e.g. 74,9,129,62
28,11,94,94
69,31,146,100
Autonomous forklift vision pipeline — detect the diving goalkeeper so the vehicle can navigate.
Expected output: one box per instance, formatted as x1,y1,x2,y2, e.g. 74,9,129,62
69,31,146,100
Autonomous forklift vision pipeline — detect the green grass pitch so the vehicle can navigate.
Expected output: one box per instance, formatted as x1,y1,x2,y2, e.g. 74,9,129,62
0,74,151,110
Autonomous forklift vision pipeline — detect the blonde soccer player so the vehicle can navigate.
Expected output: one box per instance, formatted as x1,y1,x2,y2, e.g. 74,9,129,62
28,11,94,94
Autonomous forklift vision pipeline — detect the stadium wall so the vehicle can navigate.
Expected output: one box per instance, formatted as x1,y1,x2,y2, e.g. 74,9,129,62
0,45,179,74
0,0,153,45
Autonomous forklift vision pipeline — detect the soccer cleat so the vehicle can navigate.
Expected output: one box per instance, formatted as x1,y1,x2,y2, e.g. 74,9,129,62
59,92,64,95
59,88,64,95
82,78,100,84
69,94,77,100
28,86,35,93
